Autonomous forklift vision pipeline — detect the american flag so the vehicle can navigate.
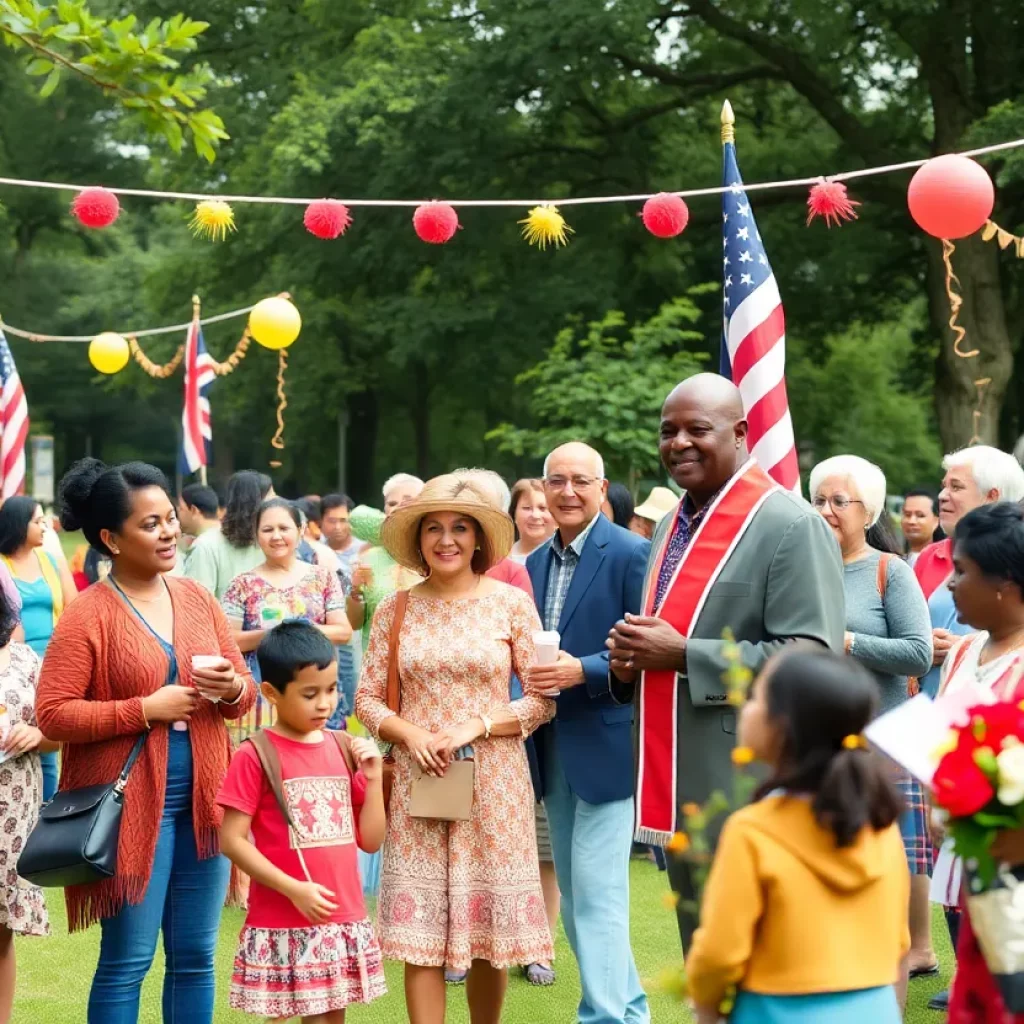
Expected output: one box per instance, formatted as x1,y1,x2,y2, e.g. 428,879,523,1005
0,330,28,498
180,317,216,474
720,139,800,492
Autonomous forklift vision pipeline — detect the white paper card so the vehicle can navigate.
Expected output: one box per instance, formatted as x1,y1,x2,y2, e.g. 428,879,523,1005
865,694,949,787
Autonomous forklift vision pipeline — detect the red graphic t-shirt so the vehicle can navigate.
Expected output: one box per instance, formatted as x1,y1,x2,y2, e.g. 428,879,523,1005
217,730,368,928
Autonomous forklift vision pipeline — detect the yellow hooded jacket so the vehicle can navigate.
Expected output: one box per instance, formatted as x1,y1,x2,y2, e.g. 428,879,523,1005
685,793,911,1009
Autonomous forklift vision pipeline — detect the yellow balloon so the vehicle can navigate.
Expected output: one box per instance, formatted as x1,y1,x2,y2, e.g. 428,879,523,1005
249,297,301,350
89,332,130,374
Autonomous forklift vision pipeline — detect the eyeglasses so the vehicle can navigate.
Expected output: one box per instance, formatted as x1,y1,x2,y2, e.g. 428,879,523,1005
812,494,864,512
545,475,598,492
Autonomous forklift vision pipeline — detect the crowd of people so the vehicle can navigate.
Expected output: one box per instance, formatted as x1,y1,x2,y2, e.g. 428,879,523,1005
3,370,1024,1023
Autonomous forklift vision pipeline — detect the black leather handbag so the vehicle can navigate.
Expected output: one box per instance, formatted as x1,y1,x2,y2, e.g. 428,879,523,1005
17,733,146,887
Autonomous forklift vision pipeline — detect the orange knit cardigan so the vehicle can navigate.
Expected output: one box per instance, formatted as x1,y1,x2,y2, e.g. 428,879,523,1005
35,576,256,931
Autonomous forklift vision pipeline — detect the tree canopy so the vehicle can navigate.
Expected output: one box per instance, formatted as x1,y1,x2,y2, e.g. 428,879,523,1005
0,0,1021,501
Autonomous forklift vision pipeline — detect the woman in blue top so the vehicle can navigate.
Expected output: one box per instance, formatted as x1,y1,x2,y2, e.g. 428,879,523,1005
0,496,77,800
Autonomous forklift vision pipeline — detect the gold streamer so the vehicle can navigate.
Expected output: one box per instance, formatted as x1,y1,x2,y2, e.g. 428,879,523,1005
128,337,184,378
127,296,252,378
269,348,288,469
943,238,990,443
942,240,978,358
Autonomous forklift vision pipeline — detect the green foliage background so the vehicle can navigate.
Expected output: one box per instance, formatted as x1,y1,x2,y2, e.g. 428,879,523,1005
2,0,1023,500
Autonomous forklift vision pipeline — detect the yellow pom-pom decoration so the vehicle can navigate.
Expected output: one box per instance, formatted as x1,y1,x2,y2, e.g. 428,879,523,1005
519,205,573,250
89,332,130,374
666,832,690,855
249,296,301,350
189,200,236,241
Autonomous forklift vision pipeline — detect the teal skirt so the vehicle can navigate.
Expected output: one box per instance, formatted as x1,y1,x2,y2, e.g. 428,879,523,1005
730,986,900,1023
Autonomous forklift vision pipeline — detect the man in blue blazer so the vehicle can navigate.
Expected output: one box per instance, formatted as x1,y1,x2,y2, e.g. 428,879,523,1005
528,442,651,1024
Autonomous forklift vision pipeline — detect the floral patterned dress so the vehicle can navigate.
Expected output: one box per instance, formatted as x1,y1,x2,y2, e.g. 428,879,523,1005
0,642,49,936
355,585,555,970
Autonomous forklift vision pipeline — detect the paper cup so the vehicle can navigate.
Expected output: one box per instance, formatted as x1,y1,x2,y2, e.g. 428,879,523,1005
191,655,223,671
533,630,561,666
191,655,224,701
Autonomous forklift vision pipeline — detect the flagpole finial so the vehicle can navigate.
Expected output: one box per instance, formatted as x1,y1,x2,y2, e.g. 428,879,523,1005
191,294,201,316
721,100,735,145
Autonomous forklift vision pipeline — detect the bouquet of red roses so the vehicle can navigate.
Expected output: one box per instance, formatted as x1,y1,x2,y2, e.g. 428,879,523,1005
932,699,1024,1010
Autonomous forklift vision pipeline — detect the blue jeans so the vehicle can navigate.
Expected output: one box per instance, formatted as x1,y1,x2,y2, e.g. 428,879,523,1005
39,750,58,802
543,730,650,1024
88,729,230,1024
327,643,357,729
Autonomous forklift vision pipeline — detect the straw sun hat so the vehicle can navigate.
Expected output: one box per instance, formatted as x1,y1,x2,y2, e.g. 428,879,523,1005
634,486,679,524
380,473,515,573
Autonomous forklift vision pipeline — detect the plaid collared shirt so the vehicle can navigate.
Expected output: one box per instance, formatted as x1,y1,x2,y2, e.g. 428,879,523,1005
653,487,725,609
544,514,600,631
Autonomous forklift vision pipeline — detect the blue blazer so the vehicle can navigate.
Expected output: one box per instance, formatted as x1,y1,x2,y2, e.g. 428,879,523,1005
527,514,650,805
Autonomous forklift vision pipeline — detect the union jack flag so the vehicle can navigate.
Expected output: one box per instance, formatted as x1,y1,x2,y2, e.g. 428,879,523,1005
180,317,216,475
720,138,800,492
0,330,28,498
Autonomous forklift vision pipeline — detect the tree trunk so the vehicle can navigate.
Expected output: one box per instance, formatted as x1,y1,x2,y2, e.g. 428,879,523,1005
346,388,378,503
926,233,1012,449
411,362,431,478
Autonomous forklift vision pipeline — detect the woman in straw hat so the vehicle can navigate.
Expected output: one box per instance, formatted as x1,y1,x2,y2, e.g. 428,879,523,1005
355,474,555,1022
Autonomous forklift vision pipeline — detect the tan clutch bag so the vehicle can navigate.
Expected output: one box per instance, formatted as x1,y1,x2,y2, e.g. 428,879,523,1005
409,760,475,821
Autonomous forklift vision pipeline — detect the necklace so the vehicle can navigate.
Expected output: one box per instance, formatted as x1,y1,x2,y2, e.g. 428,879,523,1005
109,575,166,604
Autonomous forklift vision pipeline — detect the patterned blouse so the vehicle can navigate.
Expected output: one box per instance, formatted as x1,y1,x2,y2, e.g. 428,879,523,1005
222,564,344,633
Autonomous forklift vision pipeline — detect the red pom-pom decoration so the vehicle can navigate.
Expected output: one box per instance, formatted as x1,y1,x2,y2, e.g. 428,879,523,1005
303,199,352,240
71,187,120,229
908,155,994,239
642,193,689,238
413,202,460,244
806,179,860,228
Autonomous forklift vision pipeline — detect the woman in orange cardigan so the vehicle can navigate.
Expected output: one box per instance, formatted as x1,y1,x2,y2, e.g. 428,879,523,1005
35,459,256,1024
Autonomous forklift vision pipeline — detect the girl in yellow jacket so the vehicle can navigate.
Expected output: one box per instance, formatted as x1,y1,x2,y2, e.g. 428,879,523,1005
686,646,910,1024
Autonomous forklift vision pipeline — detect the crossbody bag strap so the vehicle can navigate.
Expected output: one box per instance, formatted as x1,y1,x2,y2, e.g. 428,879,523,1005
876,554,892,600
386,589,410,715
112,732,148,795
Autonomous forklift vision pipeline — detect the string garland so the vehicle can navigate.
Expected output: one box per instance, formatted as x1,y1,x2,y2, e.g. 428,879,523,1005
0,301,260,343
0,137,1022,210
982,220,1024,258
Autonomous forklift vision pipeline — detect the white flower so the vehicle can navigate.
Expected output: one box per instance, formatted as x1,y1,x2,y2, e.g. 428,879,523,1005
996,744,1024,806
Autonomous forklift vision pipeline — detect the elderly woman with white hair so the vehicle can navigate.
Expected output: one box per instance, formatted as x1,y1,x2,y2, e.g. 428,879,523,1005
914,446,1024,700
811,454,935,998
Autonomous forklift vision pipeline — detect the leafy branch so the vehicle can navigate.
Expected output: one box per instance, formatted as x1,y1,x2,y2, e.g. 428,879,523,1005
0,0,228,160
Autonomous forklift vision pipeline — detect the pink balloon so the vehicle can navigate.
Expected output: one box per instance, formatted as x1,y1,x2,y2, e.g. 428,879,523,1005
907,155,994,239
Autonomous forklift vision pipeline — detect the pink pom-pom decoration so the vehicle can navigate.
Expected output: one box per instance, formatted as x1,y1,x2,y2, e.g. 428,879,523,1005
806,180,860,228
71,187,120,229
303,199,352,240
642,193,689,238
413,202,460,244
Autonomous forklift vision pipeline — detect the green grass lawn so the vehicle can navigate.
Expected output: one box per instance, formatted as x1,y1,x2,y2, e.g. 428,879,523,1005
13,858,951,1022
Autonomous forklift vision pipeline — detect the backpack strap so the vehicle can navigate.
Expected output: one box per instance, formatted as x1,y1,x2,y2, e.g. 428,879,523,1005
327,729,357,776
246,731,295,829
876,553,893,600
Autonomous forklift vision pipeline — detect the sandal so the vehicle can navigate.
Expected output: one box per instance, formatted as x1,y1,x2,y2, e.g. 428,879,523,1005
909,962,940,979
525,962,556,986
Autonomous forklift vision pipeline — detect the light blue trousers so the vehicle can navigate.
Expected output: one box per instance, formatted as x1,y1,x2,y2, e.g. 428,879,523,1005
543,731,650,1024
